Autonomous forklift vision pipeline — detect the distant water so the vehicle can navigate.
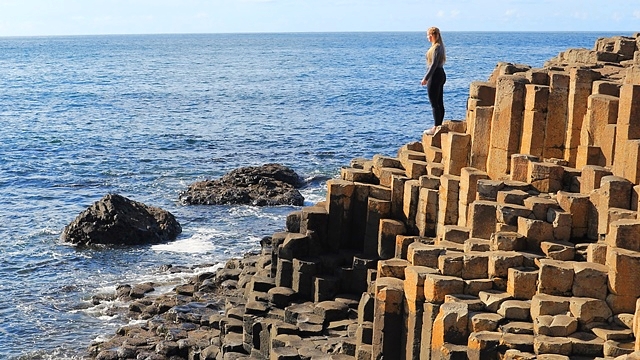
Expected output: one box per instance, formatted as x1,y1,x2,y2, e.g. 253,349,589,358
0,31,622,358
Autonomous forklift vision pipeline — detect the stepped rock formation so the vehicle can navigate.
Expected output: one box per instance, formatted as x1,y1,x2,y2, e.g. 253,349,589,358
90,33,640,359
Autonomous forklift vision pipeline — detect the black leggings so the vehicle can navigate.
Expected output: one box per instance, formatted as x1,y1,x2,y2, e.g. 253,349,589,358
427,67,446,126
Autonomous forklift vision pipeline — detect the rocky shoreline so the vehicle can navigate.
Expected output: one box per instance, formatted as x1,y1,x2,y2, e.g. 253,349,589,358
87,246,363,360
88,33,640,360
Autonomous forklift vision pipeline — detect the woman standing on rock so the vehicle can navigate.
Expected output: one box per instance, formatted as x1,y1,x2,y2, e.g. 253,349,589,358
421,26,447,135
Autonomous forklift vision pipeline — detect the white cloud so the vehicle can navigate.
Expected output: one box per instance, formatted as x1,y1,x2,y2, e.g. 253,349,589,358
93,16,114,23
572,12,588,20
435,10,460,19
633,10,640,19
611,12,622,21
504,9,517,17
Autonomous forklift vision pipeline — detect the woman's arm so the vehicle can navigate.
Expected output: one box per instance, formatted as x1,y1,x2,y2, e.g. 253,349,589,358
421,46,442,85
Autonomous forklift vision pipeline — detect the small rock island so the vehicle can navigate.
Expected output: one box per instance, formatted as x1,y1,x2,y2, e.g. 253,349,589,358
179,163,305,207
61,193,181,247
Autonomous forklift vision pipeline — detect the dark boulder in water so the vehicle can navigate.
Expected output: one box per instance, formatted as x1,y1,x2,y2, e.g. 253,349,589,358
60,193,182,247
179,163,305,206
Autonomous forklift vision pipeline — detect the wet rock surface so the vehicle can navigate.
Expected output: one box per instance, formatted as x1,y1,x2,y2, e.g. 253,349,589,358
88,252,359,360
179,163,305,206
60,193,182,247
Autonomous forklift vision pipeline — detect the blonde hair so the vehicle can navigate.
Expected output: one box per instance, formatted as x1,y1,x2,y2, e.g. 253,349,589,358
427,26,446,65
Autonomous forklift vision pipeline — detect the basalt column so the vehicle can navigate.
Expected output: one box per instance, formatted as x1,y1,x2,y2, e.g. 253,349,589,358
403,265,437,360
577,93,619,168
466,81,496,129
372,278,405,360
364,197,392,256
416,182,439,238
351,183,371,250
325,179,355,251
441,132,471,177
520,84,550,158
403,179,421,235
468,106,494,172
564,68,597,167
466,81,496,171
437,174,461,236
458,167,489,228
544,71,570,160
593,175,633,238
613,84,640,182
486,75,528,179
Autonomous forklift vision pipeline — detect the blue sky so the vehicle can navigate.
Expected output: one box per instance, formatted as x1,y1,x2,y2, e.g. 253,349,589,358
0,0,638,36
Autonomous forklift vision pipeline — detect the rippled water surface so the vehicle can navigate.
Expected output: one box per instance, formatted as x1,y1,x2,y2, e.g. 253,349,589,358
0,31,620,358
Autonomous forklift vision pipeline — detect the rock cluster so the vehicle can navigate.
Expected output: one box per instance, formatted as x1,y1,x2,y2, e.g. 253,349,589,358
87,252,361,360
179,163,305,206
89,33,640,359
61,193,181,247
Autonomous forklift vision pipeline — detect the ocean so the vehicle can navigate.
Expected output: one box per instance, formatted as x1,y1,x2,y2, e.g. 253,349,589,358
0,31,623,358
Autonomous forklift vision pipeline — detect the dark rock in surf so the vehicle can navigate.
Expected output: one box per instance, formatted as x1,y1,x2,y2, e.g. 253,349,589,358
179,163,305,206
60,193,182,247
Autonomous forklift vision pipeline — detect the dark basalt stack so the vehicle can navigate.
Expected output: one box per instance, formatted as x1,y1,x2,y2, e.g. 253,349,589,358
179,163,305,206
61,193,182,247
